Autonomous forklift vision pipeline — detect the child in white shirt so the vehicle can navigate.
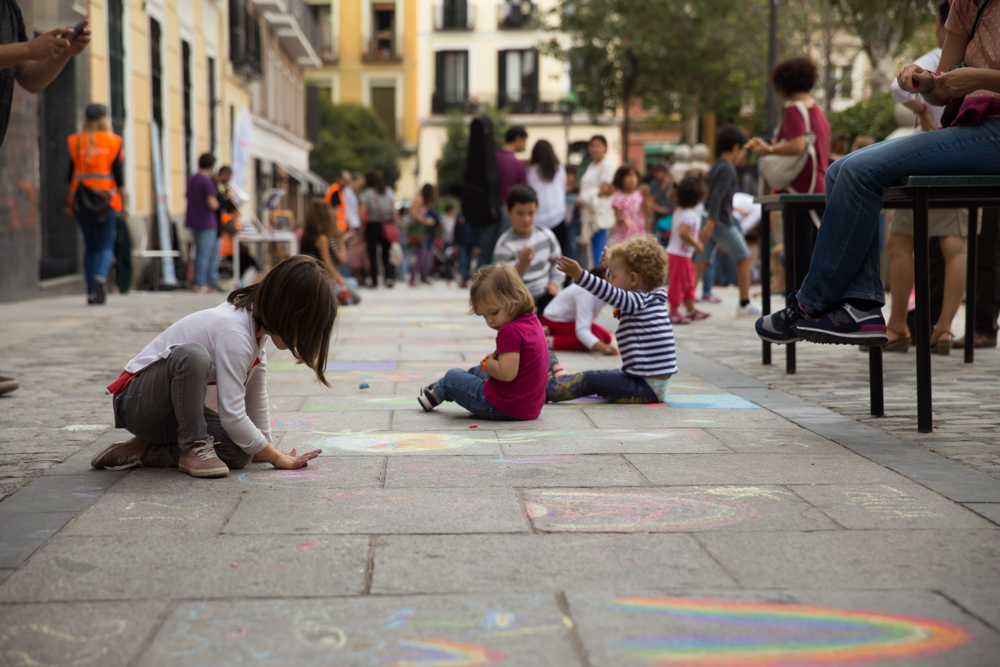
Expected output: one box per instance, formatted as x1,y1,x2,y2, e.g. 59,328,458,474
666,176,710,324
539,266,617,354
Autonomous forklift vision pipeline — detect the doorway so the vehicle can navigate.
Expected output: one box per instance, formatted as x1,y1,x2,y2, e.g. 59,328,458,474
370,86,396,143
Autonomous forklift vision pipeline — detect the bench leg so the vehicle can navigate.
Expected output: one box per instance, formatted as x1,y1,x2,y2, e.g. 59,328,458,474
784,204,796,375
914,191,933,433
761,208,772,365
966,207,978,364
868,346,884,417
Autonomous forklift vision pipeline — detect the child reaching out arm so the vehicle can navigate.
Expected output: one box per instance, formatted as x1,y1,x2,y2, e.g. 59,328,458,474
91,256,337,477
418,264,548,421
549,237,676,405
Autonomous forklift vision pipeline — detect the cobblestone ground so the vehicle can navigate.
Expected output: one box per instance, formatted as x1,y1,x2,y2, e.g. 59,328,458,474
0,285,998,666
677,287,1000,481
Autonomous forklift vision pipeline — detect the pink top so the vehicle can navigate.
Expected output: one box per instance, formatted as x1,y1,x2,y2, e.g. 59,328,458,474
610,190,647,245
946,0,1000,103
484,313,548,420
776,103,830,194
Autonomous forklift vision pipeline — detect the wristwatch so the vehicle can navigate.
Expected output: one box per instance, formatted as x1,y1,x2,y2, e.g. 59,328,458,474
767,145,775,154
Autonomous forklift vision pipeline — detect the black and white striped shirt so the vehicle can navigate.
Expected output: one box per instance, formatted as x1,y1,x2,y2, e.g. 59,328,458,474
577,271,677,377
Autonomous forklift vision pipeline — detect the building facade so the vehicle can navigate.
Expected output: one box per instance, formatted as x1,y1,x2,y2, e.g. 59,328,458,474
414,0,619,193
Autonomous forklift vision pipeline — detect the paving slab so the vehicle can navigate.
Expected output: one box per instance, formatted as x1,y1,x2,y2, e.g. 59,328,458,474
697,529,1000,589
705,427,852,454
580,405,798,429
0,511,79,568
104,464,272,492
626,452,907,486
789,483,997,530
963,502,1000,525
268,411,391,431
372,534,736,595
941,586,1000,631
0,473,124,514
281,429,504,456
0,600,168,667
524,486,836,533
0,535,368,602
566,588,998,667
137,594,578,667
223,486,528,535
59,489,243,536
383,454,646,488
497,428,731,455
391,404,595,431
234,456,385,489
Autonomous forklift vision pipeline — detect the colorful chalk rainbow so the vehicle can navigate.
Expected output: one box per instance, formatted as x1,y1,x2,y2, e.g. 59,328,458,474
389,639,504,666
608,597,974,666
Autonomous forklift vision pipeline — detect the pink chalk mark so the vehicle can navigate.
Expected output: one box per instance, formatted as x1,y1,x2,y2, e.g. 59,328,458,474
300,542,316,550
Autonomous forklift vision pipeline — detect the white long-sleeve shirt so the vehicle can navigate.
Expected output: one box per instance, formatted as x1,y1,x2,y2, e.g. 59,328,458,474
890,48,944,134
122,303,272,454
579,158,617,235
527,164,567,229
542,284,607,349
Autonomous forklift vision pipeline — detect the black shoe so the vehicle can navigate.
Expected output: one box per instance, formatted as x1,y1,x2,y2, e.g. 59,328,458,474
418,384,442,412
385,279,395,289
93,276,107,304
87,293,100,305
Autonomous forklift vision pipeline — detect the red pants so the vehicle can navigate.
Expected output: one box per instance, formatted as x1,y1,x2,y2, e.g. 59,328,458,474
539,315,613,352
668,254,695,311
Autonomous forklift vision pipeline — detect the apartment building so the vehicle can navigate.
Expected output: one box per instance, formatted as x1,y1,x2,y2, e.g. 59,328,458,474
305,0,420,196
415,0,619,189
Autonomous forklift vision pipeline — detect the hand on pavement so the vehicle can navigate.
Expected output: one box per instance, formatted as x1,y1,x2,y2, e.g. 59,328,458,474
272,448,321,470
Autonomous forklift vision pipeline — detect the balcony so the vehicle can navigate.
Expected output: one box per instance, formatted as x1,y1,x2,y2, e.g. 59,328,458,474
498,0,535,29
262,0,322,66
433,0,475,30
362,34,401,63
308,3,338,63
230,0,263,76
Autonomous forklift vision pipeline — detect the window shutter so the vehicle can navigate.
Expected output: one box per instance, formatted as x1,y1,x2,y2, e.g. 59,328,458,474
434,51,445,113
497,50,506,109
434,0,443,30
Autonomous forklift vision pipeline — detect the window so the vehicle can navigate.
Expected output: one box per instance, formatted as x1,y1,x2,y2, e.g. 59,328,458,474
441,0,468,29
310,4,335,61
499,0,534,29
368,3,397,61
108,0,126,140
433,50,468,113
150,19,163,138
371,86,396,142
498,49,538,112
182,40,193,175
208,57,217,153
837,65,853,99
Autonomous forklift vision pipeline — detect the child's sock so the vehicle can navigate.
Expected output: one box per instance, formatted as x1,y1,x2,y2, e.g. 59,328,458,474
740,299,750,307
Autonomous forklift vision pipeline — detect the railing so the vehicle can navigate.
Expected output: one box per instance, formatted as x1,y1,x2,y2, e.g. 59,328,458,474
433,0,475,30
498,0,535,29
362,34,401,62
284,0,321,55
430,95,564,115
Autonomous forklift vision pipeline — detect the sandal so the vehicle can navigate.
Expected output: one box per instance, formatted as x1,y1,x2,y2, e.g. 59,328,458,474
860,324,909,352
931,326,953,355
548,352,568,380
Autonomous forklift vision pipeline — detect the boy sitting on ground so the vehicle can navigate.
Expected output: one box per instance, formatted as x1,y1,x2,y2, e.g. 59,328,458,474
493,184,563,312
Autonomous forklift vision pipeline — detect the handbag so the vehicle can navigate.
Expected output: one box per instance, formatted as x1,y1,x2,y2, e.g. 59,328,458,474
389,241,404,267
407,228,426,247
71,134,114,223
382,221,400,243
939,0,994,128
759,101,818,193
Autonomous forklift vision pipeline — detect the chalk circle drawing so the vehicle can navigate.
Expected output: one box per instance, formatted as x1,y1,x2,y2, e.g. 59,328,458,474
271,419,317,428
308,430,497,454
524,488,769,532
388,639,503,666
60,424,110,432
238,460,378,489
607,597,974,666
385,456,580,483
0,619,126,666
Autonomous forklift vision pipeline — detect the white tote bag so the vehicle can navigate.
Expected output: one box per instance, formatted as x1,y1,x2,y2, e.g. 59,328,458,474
759,101,819,194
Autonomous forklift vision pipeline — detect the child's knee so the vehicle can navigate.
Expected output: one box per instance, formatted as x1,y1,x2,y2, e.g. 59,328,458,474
170,343,212,375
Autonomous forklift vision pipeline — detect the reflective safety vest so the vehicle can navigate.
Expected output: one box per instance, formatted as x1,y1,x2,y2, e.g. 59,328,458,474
323,182,348,232
67,131,123,212
219,213,241,257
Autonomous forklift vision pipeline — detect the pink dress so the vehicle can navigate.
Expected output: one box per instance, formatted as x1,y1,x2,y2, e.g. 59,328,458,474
610,190,647,245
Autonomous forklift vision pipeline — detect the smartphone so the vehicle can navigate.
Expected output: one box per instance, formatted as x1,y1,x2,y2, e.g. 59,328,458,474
70,19,87,40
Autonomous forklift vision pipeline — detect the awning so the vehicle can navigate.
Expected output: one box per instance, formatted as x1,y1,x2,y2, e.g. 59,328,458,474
283,164,329,194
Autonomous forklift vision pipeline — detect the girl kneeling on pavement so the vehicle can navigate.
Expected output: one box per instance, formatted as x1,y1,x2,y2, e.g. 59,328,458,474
418,263,548,421
91,255,337,478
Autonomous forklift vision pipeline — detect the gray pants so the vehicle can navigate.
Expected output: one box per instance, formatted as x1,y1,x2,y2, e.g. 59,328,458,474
112,343,252,470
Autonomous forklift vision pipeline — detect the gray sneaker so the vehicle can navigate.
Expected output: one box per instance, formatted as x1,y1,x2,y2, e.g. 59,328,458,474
418,384,443,412
91,437,149,470
178,437,229,478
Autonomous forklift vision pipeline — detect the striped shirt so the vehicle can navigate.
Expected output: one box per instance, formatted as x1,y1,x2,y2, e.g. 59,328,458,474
577,271,677,377
493,226,563,297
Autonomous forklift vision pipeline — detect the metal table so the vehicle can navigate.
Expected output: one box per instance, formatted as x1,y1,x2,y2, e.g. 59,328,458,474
881,175,1000,432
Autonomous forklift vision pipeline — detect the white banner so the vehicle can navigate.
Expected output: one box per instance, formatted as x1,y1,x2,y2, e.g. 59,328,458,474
230,108,254,194
150,122,178,286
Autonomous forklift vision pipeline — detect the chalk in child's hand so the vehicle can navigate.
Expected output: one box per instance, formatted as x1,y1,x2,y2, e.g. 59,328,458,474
359,383,370,389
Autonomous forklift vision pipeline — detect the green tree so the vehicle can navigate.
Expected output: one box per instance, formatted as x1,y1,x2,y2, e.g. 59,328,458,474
828,92,898,143
310,99,401,187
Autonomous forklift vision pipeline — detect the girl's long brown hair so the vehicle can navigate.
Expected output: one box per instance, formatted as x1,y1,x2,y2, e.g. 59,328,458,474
303,197,338,245
228,255,338,386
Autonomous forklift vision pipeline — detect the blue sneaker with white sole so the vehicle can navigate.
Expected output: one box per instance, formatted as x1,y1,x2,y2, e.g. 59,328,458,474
793,303,888,347
755,293,807,344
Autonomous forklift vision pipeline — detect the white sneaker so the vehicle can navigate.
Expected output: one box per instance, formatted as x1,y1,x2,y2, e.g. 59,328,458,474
736,301,762,317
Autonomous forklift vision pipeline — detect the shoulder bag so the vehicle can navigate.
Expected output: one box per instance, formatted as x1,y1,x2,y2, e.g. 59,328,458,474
759,101,818,193
72,134,114,223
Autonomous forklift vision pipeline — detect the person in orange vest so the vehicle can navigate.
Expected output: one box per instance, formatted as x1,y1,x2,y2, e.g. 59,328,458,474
324,170,351,234
67,103,128,305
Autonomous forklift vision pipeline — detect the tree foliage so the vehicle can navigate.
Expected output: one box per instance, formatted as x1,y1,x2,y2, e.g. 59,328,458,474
828,92,898,143
310,99,401,187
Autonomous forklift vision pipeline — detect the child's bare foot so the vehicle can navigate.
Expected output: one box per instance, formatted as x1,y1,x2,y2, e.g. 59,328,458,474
178,438,229,478
91,437,150,470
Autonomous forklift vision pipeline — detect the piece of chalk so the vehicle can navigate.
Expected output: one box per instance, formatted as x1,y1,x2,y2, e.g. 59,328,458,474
359,383,370,389
230,562,238,568
469,424,478,429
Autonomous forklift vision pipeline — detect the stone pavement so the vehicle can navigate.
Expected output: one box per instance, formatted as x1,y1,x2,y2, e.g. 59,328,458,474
0,285,999,666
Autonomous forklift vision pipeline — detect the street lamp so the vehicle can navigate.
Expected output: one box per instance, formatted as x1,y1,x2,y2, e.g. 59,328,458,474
766,0,778,135
621,48,637,164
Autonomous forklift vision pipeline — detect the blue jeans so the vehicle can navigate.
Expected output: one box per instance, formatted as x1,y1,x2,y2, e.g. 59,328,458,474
798,119,1000,312
566,220,581,265
591,228,608,266
77,210,117,296
459,244,476,281
434,367,515,420
192,228,219,287
477,209,513,266
701,262,715,296
547,369,666,404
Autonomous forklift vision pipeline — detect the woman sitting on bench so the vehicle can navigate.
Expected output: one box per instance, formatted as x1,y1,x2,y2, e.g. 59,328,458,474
756,0,1000,348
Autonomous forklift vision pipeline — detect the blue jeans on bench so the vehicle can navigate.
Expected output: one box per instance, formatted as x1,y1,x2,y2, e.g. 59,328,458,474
797,119,1000,313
